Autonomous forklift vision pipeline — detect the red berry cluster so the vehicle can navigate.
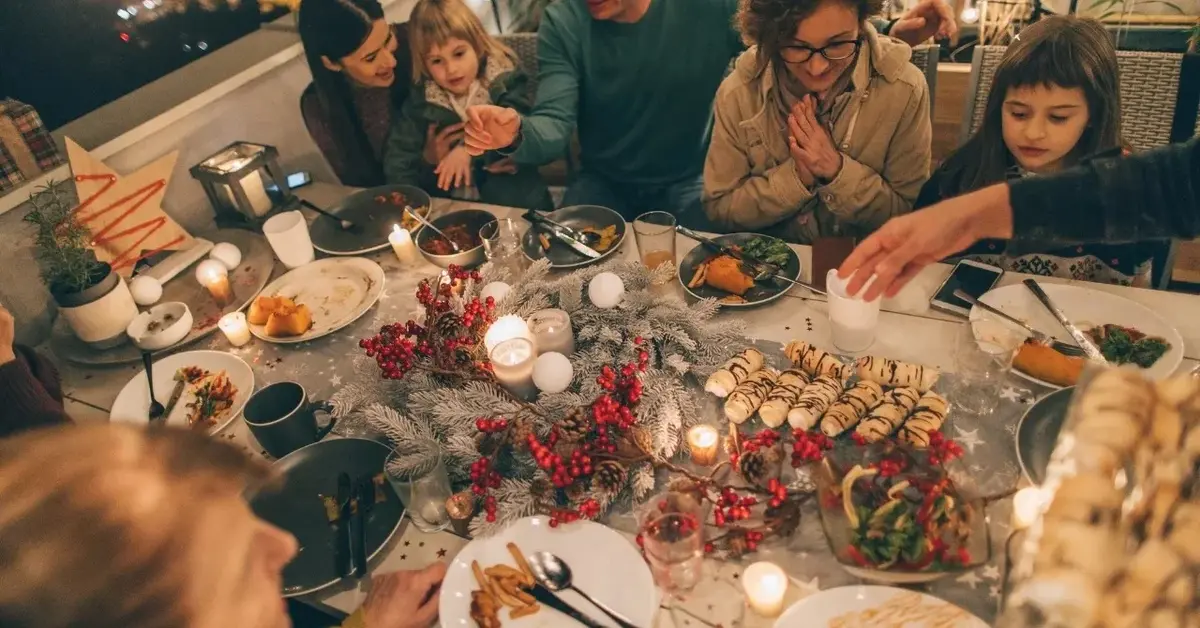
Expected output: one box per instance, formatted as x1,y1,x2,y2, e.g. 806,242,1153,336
483,495,497,522
589,341,649,452
872,455,909,478
469,457,502,496
925,432,965,466
730,429,780,466
741,530,766,553
548,498,600,527
713,487,756,527
475,417,508,433
790,429,834,465
850,432,868,446
527,434,594,488
765,478,789,508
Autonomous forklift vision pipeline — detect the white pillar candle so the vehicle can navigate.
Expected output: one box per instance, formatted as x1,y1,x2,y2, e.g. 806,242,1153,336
687,425,719,466
195,259,233,307
742,562,788,617
389,224,418,263
490,338,537,400
1011,487,1046,530
484,314,533,354
528,308,574,356
218,311,252,347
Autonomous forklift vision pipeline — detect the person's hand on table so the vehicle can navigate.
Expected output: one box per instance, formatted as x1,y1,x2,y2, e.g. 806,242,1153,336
789,96,842,183
423,123,465,166
435,146,474,191
0,305,15,366
362,562,448,628
464,105,521,156
889,0,957,46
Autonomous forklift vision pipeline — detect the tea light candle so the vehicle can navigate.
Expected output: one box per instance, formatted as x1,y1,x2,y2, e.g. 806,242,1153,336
687,425,719,466
1012,486,1047,530
446,492,475,536
218,311,252,347
484,314,533,354
490,338,537,400
389,224,417,263
195,259,233,307
742,562,788,617
528,308,574,355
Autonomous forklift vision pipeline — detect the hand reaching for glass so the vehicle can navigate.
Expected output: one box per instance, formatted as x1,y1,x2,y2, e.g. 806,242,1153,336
464,105,522,156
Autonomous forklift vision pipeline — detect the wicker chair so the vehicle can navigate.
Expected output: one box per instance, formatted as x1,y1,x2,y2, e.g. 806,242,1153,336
909,44,939,121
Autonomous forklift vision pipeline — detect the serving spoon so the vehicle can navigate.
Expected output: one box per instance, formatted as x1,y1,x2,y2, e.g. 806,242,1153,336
404,206,460,252
527,551,640,628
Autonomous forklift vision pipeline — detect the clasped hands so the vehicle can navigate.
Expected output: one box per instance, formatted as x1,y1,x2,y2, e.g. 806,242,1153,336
787,94,842,188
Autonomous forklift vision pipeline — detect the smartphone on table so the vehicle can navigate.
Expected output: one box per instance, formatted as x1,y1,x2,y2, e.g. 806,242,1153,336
286,171,313,189
929,259,1004,317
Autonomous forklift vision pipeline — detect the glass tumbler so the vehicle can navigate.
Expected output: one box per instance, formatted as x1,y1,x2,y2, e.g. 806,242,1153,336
953,321,1016,416
633,211,677,273
480,218,526,278
640,492,705,596
386,448,452,533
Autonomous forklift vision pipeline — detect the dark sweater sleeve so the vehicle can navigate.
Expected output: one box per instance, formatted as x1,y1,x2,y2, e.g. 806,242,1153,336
1010,137,1200,242
0,345,70,438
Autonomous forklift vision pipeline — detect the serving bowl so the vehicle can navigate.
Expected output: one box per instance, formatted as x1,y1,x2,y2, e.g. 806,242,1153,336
415,208,494,269
125,301,193,351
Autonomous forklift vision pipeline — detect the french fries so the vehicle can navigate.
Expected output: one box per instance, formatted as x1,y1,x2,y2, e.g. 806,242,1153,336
468,542,541,627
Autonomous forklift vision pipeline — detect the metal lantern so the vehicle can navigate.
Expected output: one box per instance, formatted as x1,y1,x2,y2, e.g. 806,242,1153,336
190,142,293,228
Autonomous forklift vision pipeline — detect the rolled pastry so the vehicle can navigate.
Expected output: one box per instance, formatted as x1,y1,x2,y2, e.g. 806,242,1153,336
855,356,940,392
787,375,844,430
704,348,764,398
725,369,778,424
758,368,810,428
784,340,850,381
820,381,884,437
897,391,949,447
855,387,921,442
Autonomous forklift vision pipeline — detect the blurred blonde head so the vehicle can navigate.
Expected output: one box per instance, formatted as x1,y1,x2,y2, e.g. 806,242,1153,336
0,424,296,628
408,0,514,84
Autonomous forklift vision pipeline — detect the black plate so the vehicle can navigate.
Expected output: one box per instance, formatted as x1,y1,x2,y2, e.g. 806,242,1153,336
250,438,404,596
521,205,626,268
1015,387,1074,484
677,233,801,307
309,184,432,255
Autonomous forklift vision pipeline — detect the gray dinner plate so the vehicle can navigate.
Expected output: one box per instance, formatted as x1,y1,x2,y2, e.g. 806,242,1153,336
309,184,432,255
521,205,626,269
676,232,801,307
1015,387,1074,484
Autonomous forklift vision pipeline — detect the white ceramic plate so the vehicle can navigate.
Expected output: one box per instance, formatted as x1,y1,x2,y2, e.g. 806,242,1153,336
440,517,660,628
109,350,254,434
249,257,385,344
970,283,1184,387
775,585,987,628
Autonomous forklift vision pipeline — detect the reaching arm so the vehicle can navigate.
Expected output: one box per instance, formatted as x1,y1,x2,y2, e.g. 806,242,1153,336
510,11,579,166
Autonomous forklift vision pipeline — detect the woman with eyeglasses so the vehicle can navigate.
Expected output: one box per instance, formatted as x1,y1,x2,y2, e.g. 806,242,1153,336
703,0,932,243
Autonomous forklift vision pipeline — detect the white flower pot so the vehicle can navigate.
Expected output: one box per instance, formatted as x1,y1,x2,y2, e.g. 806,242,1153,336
54,264,139,350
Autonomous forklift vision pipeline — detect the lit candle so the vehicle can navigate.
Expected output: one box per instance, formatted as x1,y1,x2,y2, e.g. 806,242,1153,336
484,314,533,354
490,338,537,400
195,259,233,307
742,562,788,617
528,308,574,356
687,425,719,466
218,311,252,347
389,224,417,264
1011,486,1046,530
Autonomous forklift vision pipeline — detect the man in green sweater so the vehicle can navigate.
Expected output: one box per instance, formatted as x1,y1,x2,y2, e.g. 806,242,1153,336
463,0,954,223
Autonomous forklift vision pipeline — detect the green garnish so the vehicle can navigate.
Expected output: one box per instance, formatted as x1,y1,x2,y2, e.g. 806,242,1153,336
742,237,791,267
1086,324,1170,368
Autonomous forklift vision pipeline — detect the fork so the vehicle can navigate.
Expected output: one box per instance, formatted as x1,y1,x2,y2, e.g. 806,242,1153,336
953,290,1086,357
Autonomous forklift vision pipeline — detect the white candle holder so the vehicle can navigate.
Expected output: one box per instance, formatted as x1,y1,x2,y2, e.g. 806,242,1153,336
218,311,252,347
742,562,788,617
491,338,537,401
528,308,574,356
484,314,533,354
389,224,417,264
195,259,233,307
686,425,719,466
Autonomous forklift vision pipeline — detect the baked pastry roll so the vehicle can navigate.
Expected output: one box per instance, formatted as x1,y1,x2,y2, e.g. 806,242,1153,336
758,368,810,428
855,387,921,442
787,375,844,430
897,391,949,448
725,369,778,424
783,340,850,381
854,356,939,392
820,381,884,437
704,348,764,398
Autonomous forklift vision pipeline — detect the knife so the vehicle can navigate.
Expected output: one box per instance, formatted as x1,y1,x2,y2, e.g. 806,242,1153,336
335,473,353,578
1021,279,1107,363
524,212,590,245
529,583,607,628
531,221,602,259
350,478,369,579
160,370,188,423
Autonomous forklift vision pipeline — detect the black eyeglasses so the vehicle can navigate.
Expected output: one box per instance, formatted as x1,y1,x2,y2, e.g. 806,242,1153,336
779,39,861,64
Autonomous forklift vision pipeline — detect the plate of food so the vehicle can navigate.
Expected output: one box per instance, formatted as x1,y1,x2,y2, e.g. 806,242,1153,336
310,184,432,256
109,350,254,434
248,257,385,343
678,233,801,307
775,586,987,628
440,516,659,628
970,283,1183,387
521,205,626,269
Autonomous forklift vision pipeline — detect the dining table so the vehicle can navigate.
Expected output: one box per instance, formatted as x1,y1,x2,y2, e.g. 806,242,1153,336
47,181,1200,625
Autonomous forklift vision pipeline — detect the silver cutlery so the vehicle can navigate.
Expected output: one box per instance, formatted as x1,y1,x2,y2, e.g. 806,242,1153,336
528,582,607,628
953,290,1085,357
404,206,460,252
299,199,355,230
525,213,602,259
161,369,188,419
525,212,601,246
528,551,640,628
141,352,165,423
1021,279,1107,363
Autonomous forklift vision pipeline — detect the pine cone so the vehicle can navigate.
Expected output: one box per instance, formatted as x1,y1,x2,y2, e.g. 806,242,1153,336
509,418,535,449
630,425,654,456
738,448,782,488
593,460,628,495
435,312,461,338
557,409,591,443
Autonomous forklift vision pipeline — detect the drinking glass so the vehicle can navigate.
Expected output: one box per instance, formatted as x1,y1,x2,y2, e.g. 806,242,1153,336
386,448,452,533
825,269,881,352
480,218,526,278
640,492,705,596
633,211,677,273
953,321,1015,416
262,211,315,269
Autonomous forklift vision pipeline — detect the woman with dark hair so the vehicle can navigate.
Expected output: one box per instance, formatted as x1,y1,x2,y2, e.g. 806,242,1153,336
703,0,932,243
299,0,462,187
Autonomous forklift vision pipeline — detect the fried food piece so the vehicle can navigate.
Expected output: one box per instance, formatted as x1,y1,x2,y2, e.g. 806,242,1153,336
247,295,280,325
581,225,618,252
265,298,313,337
719,295,747,304
538,233,550,251
510,603,540,619
705,255,755,295
1013,339,1085,387
470,590,502,628
687,261,709,289
505,543,536,587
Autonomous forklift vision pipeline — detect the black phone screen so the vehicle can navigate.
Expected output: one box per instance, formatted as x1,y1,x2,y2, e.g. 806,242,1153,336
933,262,1003,310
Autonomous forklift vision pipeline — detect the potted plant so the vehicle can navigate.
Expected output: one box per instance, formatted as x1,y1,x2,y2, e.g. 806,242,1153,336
24,183,138,349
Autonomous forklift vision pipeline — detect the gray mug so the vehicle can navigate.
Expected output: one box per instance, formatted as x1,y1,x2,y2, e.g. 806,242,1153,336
243,381,336,458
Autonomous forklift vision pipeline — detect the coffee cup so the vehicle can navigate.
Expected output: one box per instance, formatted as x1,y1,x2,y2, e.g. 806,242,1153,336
243,381,336,458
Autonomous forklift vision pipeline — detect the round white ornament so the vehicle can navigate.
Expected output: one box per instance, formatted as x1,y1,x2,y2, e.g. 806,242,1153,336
209,242,243,271
532,351,573,394
588,272,625,309
129,275,163,306
480,281,511,304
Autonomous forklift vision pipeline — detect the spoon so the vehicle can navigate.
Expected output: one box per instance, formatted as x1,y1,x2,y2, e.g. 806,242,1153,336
404,206,460,252
142,351,166,423
299,199,355,230
528,551,640,628
529,213,601,245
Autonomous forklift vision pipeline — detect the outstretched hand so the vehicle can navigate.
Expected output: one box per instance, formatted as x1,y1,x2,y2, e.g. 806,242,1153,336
889,0,957,46
362,562,448,628
464,105,521,156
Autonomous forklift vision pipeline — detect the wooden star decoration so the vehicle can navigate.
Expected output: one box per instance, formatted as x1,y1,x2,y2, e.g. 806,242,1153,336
64,138,195,276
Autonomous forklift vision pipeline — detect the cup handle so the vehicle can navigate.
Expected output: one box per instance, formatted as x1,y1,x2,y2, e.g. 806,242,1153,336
313,401,338,439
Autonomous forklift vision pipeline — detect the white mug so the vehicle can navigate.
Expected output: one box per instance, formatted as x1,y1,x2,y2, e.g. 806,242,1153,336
826,269,881,353
262,211,315,269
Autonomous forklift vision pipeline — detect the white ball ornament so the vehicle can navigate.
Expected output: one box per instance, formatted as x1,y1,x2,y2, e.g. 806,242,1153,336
209,242,243,271
480,281,511,304
588,272,624,309
532,352,573,394
129,275,163,306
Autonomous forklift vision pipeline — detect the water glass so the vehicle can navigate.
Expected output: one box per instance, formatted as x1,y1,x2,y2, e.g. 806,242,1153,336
641,493,705,596
480,218,526,278
953,322,1015,416
262,211,315,269
826,269,881,352
386,448,452,533
633,211,677,273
